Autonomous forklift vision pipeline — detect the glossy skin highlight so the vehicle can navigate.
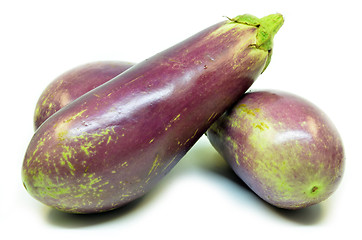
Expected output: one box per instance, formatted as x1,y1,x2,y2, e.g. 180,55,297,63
22,14,283,213
207,90,345,209
34,61,134,129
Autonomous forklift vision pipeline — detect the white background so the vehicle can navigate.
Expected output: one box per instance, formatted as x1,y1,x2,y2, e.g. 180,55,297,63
1,0,360,238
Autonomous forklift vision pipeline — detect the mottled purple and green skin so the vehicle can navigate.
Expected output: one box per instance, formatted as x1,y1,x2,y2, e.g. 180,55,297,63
22,14,283,213
34,61,134,129
207,90,345,209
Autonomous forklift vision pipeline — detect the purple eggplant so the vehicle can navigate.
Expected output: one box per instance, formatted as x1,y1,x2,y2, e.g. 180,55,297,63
207,90,345,209
22,14,283,213
34,61,133,129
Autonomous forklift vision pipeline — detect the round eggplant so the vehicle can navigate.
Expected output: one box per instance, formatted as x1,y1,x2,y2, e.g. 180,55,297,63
207,90,345,209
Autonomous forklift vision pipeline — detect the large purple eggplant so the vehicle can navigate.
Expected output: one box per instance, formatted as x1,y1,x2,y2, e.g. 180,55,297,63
34,61,133,129
207,90,345,209
22,13,284,213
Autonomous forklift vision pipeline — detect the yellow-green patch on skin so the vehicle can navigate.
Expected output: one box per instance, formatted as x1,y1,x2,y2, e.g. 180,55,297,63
23,169,71,200
64,109,87,123
146,154,162,184
34,106,41,121
60,145,77,174
44,152,50,162
42,98,48,106
226,136,240,166
148,154,160,176
58,130,68,141
26,135,49,166
218,104,292,201
253,121,269,131
81,142,93,156
77,175,108,194
173,114,181,121
53,110,88,139
232,105,328,203
72,126,116,142
165,114,182,131
61,145,73,160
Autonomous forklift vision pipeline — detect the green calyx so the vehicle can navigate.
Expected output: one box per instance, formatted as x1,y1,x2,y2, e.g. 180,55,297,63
229,13,284,72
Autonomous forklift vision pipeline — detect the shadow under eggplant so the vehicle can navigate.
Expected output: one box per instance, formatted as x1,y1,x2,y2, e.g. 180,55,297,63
183,139,327,225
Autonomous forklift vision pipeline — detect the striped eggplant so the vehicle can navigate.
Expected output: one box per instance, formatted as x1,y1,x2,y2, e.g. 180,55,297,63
22,13,284,213
34,61,133,129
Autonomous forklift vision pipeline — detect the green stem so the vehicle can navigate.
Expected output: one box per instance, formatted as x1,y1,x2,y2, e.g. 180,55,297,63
230,13,284,51
257,14,284,52
230,13,284,73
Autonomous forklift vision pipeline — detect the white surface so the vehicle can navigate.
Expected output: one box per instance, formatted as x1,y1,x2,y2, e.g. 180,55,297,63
1,0,360,238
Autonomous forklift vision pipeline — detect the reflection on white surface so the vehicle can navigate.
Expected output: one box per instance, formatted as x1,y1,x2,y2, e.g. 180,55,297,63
275,130,312,144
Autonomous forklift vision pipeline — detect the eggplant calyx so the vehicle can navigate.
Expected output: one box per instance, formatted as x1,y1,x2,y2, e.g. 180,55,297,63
257,14,284,51
229,13,284,73
229,13,283,51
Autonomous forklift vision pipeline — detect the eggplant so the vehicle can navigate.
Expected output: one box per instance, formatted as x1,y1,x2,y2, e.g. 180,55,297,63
34,61,133,129
207,90,345,209
22,13,284,213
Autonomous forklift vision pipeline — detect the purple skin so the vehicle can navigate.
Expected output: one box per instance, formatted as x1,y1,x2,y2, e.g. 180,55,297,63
34,61,134,129
207,90,345,209
22,14,283,213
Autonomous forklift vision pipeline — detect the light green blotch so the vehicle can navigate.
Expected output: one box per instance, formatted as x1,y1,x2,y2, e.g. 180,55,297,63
25,169,71,199
246,119,295,193
146,154,161,183
229,103,294,195
80,142,94,156
79,176,102,190
44,152,50,162
230,104,269,134
107,136,112,144
60,145,76,174
26,135,48,166
60,109,87,126
73,126,116,146
58,129,68,141
229,104,260,128
42,98,48,106
34,106,40,119
76,174,109,199
148,154,160,176
61,145,72,160
247,121,327,201
236,104,260,116
223,135,241,166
